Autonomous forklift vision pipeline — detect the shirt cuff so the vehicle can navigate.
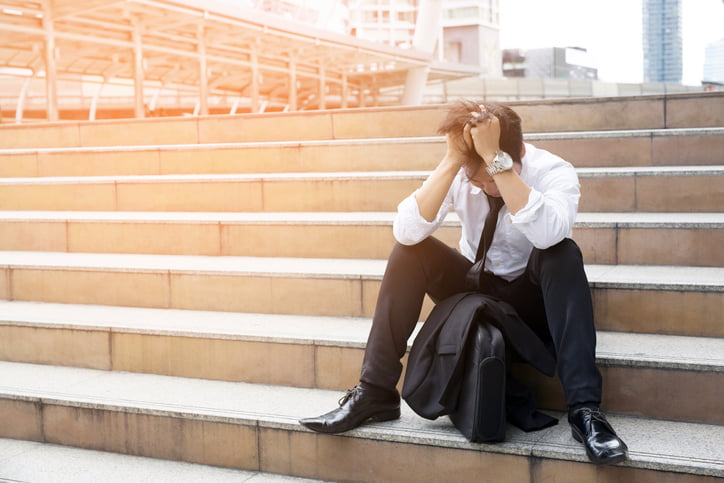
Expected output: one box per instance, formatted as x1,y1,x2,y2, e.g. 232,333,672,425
393,193,443,245
507,188,544,225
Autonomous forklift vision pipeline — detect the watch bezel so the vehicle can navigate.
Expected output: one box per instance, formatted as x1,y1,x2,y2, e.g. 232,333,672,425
485,151,514,176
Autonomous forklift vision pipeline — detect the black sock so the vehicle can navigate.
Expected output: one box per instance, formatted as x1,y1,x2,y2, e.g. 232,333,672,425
569,401,599,413
361,381,398,397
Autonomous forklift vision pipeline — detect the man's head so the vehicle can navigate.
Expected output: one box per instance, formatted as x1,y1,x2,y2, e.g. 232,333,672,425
437,99,524,169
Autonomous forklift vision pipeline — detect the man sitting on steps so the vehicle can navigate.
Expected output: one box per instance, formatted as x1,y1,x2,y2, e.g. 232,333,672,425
299,100,628,466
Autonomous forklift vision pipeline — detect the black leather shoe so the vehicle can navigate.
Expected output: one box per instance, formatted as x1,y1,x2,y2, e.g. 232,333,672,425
568,407,628,465
299,383,400,434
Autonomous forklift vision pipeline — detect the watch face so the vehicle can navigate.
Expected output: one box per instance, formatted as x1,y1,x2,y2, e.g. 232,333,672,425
495,151,513,170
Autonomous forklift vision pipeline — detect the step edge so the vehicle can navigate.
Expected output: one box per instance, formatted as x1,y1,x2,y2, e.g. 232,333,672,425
0,254,722,291
0,383,720,478
2,166,724,185
2,127,722,155
0,302,721,372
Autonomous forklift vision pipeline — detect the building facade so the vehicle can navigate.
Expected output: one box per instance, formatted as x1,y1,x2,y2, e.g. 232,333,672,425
343,0,501,76
440,0,501,76
502,47,598,80
642,0,683,83
703,38,724,85
247,0,501,76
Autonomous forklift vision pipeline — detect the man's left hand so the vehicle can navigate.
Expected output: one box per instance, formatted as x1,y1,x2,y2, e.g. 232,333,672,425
469,109,501,165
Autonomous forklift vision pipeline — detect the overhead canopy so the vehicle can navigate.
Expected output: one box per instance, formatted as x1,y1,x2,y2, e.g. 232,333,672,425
0,0,479,118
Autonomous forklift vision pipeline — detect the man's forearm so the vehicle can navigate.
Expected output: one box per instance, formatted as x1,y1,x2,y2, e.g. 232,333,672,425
415,155,461,222
490,169,531,215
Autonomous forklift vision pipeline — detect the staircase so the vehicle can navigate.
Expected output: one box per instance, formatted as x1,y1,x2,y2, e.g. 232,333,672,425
0,92,722,482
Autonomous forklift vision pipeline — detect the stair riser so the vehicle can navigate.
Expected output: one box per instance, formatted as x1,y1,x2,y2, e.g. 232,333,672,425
0,399,257,469
0,221,721,267
1,268,720,337
0,143,443,177
534,133,724,168
575,227,724,267
511,365,722,425
0,324,719,425
0,397,716,483
1,133,721,178
1,174,721,212
2,93,721,149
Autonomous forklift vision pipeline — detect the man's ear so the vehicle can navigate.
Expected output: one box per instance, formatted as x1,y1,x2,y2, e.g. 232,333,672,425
521,143,526,158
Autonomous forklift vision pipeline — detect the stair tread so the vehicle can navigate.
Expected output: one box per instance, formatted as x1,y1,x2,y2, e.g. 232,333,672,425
0,165,722,185
1,127,721,155
0,438,326,483
0,361,721,477
1,300,722,371
1,210,723,228
0,251,721,290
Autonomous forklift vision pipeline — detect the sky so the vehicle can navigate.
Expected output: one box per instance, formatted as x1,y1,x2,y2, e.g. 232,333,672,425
498,0,724,85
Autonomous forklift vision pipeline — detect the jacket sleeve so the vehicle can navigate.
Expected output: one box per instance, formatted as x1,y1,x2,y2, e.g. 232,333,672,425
507,161,580,249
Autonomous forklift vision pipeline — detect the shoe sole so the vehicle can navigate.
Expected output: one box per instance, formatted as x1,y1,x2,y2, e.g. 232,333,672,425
571,427,627,466
299,406,401,434
367,407,401,424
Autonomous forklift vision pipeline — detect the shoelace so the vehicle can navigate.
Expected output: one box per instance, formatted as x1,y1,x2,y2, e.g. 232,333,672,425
338,385,363,406
581,407,613,430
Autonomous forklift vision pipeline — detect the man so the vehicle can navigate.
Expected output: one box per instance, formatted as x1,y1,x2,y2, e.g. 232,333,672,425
299,100,628,466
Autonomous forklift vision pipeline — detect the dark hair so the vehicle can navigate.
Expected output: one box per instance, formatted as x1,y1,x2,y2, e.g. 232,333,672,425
437,99,524,166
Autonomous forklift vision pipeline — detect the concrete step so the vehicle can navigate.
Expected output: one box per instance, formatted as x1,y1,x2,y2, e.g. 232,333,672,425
1,92,721,149
0,166,721,212
0,251,721,337
0,211,721,267
528,127,724,168
1,128,721,178
0,361,721,482
0,300,721,425
0,438,329,483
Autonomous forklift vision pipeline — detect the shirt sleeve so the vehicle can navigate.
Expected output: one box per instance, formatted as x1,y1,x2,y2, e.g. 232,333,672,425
507,162,580,249
393,180,455,246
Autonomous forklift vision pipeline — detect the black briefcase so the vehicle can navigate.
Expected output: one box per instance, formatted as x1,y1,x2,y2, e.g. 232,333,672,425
448,320,507,442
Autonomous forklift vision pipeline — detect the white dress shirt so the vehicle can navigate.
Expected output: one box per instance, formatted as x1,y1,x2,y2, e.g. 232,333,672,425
393,143,580,281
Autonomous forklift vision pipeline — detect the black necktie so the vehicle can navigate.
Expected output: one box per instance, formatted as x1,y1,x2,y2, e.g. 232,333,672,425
465,194,505,291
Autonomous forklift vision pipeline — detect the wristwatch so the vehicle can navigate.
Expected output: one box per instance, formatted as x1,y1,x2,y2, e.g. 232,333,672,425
485,151,514,176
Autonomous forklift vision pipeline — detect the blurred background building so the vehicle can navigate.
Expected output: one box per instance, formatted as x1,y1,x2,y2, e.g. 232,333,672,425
258,0,502,76
502,47,597,80
642,0,683,83
0,0,712,122
703,38,724,87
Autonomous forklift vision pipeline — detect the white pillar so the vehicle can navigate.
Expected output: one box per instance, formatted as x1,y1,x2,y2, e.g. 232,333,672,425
15,76,34,124
402,0,443,106
41,0,59,121
89,82,105,121
341,71,348,109
250,50,260,113
197,23,209,116
289,55,297,111
132,20,145,119
402,67,430,105
318,63,326,110
229,97,240,115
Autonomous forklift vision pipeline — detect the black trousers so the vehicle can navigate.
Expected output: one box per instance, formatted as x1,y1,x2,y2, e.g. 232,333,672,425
360,236,602,408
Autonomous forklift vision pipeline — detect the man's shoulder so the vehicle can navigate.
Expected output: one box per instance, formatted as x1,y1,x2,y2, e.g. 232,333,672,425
524,143,576,174
522,143,578,187
524,142,573,168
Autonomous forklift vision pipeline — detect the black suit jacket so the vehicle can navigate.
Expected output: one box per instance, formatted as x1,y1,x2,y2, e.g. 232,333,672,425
402,292,558,431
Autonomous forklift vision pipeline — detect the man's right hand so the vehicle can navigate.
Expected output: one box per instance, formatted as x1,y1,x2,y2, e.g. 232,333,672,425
443,121,475,168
